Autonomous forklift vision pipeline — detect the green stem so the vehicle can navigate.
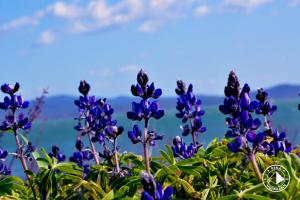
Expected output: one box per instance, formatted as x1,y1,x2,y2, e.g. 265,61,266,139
113,139,120,174
87,132,100,164
12,110,37,199
248,152,262,182
143,119,150,174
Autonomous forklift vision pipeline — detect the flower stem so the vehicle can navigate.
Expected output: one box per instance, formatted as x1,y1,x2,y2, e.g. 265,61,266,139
264,116,270,129
113,139,120,174
87,132,100,164
248,152,262,182
12,110,37,199
189,119,197,147
143,119,150,174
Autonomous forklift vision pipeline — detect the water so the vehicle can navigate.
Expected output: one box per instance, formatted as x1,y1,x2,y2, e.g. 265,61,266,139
1,101,300,177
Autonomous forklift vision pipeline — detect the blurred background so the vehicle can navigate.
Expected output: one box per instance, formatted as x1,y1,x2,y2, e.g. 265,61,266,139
0,0,300,176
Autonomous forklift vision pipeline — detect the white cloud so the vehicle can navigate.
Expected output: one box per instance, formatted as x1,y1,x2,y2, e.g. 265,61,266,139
50,1,82,18
138,20,164,32
119,64,140,73
0,16,39,32
0,0,280,43
36,30,55,45
194,5,211,16
223,0,271,11
149,0,177,10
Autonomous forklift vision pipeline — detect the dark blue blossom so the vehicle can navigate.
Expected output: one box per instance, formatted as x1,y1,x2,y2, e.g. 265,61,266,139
227,136,243,153
258,129,293,156
0,147,11,175
171,136,200,159
70,139,94,176
75,80,124,170
255,88,277,116
49,145,66,163
0,147,8,159
175,80,206,147
141,172,173,200
130,70,162,100
0,82,32,178
127,69,164,174
128,124,142,144
127,100,164,121
219,72,262,153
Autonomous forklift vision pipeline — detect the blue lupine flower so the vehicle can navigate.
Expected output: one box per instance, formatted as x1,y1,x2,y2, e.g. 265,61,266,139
0,83,32,178
171,136,200,159
127,100,164,121
0,147,8,159
227,136,243,153
260,129,292,156
175,80,206,147
1,83,20,95
0,147,11,175
219,71,263,154
0,113,31,131
255,88,277,116
70,139,94,176
24,142,36,159
141,172,173,200
78,80,90,96
127,69,164,174
49,145,66,162
128,124,142,144
131,70,162,100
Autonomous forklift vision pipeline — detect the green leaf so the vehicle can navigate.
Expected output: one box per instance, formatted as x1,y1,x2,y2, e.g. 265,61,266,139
36,158,51,168
40,147,53,165
102,190,114,200
178,178,202,199
160,150,173,165
218,194,238,200
242,194,274,200
165,145,175,164
291,153,300,171
18,133,29,144
115,186,129,199
201,189,210,200
54,162,82,176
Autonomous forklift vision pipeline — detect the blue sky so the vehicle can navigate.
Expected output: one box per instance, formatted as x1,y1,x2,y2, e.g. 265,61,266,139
0,0,300,99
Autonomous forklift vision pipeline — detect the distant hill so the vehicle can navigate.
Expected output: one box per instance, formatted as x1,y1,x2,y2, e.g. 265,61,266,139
261,84,300,100
28,84,300,119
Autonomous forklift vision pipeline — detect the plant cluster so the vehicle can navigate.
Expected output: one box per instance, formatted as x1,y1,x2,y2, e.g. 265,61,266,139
0,70,300,200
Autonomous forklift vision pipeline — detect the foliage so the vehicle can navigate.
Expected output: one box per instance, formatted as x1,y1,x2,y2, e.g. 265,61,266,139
0,70,300,199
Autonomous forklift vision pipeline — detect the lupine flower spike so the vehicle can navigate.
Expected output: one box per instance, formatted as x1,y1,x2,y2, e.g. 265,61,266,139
127,69,164,174
74,80,100,164
252,88,292,156
219,71,263,181
0,83,33,177
175,80,206,149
